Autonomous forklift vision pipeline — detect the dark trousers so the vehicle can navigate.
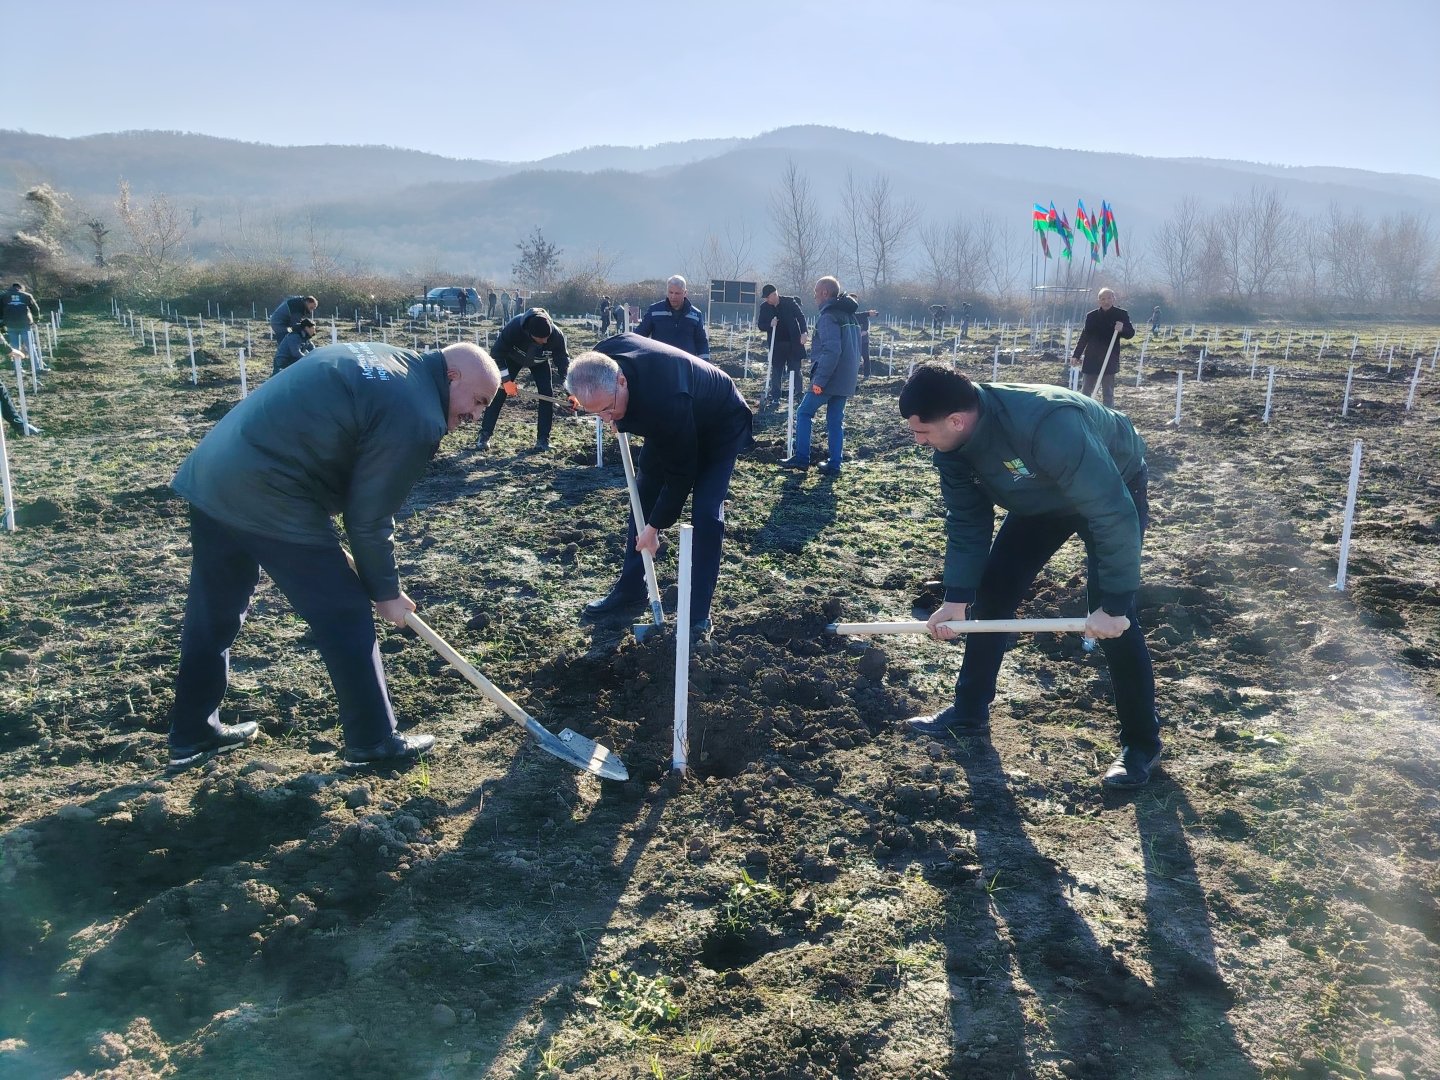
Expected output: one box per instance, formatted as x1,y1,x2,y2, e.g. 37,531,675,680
480,359,555,443
2,380,22,428
954,468,1159,750
167,507,398,750
1081,366,1117,407
612,435,744,624
766,355,803,404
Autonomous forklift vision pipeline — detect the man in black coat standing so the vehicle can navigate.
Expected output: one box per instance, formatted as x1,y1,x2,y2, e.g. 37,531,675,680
1071,287,1134,407
757,283,808,409
567,334,752,637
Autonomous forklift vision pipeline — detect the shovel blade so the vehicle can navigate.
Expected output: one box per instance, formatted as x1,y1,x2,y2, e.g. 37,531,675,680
524,717,629,781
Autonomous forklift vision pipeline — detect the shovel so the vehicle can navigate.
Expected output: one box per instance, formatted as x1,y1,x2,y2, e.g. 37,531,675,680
616,432,666,641
346,552,628,780
830,616,1099,636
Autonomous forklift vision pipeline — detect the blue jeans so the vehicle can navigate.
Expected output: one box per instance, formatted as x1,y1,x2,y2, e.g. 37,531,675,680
168,507,398,750
792,391,847,469
954,468,1159,750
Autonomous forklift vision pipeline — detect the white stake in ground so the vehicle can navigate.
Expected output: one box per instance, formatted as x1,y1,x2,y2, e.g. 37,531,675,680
1263,367,1276,423
11,348,30,430
0,419,13,532
1196,346,1205,383
1342,365,1355,416
1334,440,1363,592
164,323,172,368
594,416,603,467
1172,371,1184,424
237,349,249,398
786,370,795,459
1135,334,1149,386
1406,355,1423,411
672,523,693,773
330,317,338,345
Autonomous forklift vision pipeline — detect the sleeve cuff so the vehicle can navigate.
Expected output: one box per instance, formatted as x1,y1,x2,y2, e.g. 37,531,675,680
1100,592,1134,617
943,586,976,605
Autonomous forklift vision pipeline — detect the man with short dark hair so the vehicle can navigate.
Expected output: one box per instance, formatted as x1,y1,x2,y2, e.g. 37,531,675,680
779,276,860,476
567,334,751,637
164,341,500,771
269,294,318,342
476,307,569,452
273,318,318,374
897,364,1162,787
636,275,709,360
757,284,808,409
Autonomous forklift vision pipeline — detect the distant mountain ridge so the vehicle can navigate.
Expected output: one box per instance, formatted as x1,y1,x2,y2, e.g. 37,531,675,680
2,126,1435,281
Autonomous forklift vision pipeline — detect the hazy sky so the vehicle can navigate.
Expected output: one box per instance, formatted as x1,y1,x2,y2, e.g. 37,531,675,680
15,0,1440,178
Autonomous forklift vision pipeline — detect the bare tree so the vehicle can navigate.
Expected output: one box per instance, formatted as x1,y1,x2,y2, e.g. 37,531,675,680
835,171,867,290
975,212,1022,305
919,217,984,298
85,218,111,267
683,221,756,289
512,225,564,291
768,159,827,296
1155,196,1204,306
115,179,192,295
1372,212,1435,309
1236,186,1294,302
861,173,920,288
1323,202,1375,308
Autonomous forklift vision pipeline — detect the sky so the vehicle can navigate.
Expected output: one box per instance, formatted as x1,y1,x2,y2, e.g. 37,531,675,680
13,0,1440,179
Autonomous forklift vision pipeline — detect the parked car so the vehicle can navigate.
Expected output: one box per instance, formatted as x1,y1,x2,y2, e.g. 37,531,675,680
406,287,482,319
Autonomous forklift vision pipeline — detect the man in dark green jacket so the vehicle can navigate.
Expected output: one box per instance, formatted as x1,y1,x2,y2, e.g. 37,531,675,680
898,364,1162,787
165,341,500,770
272,318,317,374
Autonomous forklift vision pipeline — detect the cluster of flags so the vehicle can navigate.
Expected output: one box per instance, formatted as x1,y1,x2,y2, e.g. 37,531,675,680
1031,200,1121,261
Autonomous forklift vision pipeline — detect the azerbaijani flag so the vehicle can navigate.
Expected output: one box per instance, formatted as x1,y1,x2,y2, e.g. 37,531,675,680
1102,201,1121,258
1076,200,1096,243
1033,203,1052,258
1054,206,1074,259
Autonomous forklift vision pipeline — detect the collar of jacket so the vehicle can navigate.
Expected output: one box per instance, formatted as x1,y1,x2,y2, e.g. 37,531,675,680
934,384,993,462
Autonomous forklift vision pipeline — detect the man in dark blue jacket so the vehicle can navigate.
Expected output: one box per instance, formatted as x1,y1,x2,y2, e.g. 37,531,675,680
635,275,710,361
272,318,318,374
476,308,569,452
269,294,317,342
757,283,807,409
567,334,751,636
164,341,500,771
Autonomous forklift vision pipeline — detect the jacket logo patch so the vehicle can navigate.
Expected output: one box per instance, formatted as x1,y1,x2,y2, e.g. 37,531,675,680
1003,458,1033,482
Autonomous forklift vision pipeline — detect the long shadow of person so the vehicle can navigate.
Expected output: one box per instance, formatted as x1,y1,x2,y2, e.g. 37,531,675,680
1133,784,1259,1078
948,740,1162,1078
747,475,837,557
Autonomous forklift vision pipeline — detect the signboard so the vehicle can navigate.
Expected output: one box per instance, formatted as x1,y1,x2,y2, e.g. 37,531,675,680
708,279,758,328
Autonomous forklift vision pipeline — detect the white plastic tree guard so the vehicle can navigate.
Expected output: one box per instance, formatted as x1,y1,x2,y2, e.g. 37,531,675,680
1334,440,1363,592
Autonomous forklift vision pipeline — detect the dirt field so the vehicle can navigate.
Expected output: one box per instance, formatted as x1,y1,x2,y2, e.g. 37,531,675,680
1,311,1437,1080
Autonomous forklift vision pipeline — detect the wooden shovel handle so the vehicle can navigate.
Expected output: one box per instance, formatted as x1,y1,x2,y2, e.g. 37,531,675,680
829,617,1092,636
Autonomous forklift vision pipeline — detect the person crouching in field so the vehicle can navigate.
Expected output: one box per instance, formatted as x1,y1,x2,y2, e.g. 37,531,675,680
898,364,1163,788
163,341,499,771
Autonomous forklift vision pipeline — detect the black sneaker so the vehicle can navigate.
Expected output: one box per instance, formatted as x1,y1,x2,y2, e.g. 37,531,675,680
1102,742,1163,788
904,705,990,738
530,440,550,453
779,456,810,471
815,463,840,477
476,435,491,451
343,732,436,766
583,586,647,619
689,618,713,641
167,721,259,771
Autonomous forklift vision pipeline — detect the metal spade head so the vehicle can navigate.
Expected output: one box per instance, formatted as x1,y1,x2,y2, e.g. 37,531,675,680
524,717,629,781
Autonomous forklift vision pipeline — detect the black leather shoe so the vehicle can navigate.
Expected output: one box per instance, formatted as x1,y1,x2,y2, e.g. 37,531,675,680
779,456,810,471
816,463,840,477
531,440,550,453
583,587,647,619
344,732,436,766
475,435,491,451
904,705,990,738
168,721,259,771
1102,742,1163,788
689,618,713,641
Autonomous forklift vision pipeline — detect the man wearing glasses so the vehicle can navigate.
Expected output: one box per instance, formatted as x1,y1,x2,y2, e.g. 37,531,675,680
566,334,751,638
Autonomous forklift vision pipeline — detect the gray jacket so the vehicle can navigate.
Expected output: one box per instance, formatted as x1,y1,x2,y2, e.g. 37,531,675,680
173,342,451,601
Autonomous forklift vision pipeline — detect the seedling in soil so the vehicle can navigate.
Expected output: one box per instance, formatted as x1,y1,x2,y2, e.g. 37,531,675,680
718,868,782,935
687,1027,718,1055
585,968,680,1032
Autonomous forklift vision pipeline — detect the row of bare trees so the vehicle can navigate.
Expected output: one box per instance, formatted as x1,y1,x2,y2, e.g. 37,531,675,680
1153,188,1436,313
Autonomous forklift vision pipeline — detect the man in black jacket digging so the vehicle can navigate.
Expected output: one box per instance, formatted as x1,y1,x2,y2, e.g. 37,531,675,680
567,334,752,638
476,308,569,453
164,341,500,770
